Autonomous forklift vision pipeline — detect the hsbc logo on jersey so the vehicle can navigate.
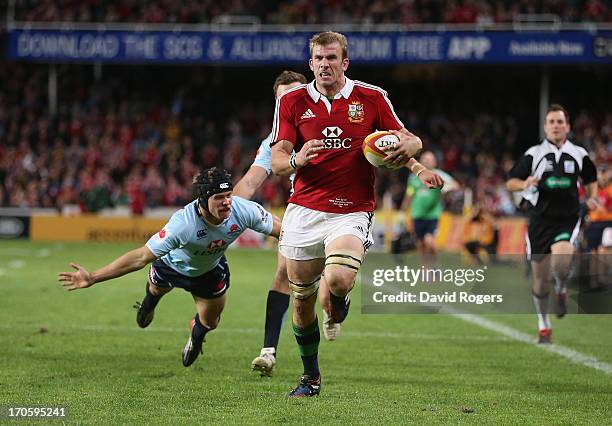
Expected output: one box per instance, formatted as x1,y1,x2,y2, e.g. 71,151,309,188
322,126,343,137
321,126,352,149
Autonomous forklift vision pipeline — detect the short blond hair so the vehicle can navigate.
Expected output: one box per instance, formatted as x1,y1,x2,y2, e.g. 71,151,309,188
309,31,348,59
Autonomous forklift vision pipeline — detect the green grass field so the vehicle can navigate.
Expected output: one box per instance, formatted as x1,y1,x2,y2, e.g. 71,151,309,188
1,241,611,424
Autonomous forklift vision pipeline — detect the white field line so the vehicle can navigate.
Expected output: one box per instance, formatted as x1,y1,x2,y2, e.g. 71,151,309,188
0,323,509,342
37,248,51,257
7,260,25,269
0,246,54,272
0,246,53,272
450,312,612,375
0,247,56,257
4,315,611,374
0,248,35,256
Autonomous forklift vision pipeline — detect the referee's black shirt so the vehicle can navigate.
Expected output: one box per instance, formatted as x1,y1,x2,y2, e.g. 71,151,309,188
509,139,597,220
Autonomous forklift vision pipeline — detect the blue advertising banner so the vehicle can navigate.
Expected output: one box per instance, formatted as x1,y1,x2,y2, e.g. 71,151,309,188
7,29,612,64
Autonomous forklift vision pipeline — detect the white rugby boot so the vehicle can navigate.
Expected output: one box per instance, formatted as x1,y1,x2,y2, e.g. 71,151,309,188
322,310,341,341
251,347,276,377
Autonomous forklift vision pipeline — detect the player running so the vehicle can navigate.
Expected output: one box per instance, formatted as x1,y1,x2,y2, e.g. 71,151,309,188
59,167,281,366
233,71,339,379
270,31,443,397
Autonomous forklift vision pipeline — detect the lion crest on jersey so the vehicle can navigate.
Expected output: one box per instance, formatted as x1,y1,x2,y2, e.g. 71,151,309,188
348,101,364,123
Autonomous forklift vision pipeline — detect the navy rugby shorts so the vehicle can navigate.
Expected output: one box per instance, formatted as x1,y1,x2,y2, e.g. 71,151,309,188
148,257,230,299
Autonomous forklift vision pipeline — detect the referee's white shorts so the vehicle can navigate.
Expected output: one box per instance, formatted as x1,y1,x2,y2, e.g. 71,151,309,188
279,203,374,261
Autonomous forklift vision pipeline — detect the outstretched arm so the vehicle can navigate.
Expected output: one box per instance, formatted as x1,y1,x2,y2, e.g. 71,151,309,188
58,245,157,291
233,166,269,200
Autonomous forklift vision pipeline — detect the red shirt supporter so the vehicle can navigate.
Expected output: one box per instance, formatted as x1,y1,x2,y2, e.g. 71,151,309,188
272,77,403,213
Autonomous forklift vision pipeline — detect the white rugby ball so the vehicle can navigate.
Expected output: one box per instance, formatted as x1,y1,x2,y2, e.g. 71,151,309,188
362,131,403,170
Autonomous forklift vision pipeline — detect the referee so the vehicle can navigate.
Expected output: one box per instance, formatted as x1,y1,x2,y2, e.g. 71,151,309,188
506,104,598,344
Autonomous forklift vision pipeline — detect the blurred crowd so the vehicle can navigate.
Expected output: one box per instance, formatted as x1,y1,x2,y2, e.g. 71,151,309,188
0,64,285,214
0,63,610,217
11,0,611,24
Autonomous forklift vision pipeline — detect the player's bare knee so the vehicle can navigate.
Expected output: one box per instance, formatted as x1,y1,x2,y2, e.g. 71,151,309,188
532,280,549,295
551,263,571,282
199,313,219,330
324,266,355,296
324,250,362,295
551,253,573,281
148,282,170,296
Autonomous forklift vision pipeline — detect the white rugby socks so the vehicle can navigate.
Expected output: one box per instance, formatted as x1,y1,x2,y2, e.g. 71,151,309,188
532,291,551,330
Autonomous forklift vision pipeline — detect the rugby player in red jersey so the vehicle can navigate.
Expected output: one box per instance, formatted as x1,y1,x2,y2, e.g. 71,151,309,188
233,71,346,379
270,31,443,397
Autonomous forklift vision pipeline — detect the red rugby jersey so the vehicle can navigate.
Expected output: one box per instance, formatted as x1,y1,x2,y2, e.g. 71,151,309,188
271,77,403,213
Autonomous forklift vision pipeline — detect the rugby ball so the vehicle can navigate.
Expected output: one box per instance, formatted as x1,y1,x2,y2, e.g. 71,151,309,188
362,131,403,170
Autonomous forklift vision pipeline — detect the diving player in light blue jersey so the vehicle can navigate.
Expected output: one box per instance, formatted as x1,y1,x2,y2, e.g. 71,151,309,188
145,194,273,276
59,168,281,367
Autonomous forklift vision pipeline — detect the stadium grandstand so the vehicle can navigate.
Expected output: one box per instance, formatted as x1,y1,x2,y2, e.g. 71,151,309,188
7,0,612,24
1,1,610,218
0,62,609,216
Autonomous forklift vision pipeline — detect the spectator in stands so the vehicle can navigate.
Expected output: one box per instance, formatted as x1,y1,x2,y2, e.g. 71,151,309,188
585,165,612,289
0,62,609,219
12,0,612,24
463,205,498,264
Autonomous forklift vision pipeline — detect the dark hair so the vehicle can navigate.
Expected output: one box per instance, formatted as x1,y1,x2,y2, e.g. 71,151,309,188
273,70,307,95
193,167,233,210
547,104,570,123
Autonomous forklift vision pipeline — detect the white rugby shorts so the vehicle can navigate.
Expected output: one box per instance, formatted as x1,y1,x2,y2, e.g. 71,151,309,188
279,203,374,260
